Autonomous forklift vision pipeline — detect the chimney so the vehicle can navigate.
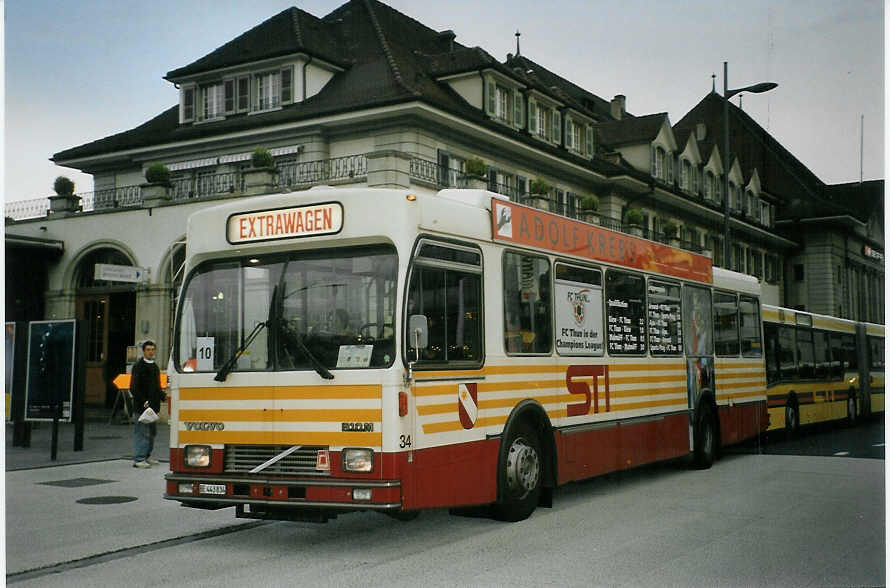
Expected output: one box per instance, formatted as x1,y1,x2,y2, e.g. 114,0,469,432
438,30,456,53
610,95,626,120
696,123,707,141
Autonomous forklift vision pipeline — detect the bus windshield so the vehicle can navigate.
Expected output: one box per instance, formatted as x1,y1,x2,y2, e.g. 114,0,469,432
176,244,397,374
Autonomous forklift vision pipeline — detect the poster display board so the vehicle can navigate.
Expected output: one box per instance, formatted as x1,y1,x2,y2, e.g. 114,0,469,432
554,264,604,356
25,320,76,422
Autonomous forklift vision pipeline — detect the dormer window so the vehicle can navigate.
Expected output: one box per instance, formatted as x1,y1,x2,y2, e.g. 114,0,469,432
256,71,281,111
201,83,226,120
680,159,692,192
485,78,523,129
181,86,195,123
565,116,594,158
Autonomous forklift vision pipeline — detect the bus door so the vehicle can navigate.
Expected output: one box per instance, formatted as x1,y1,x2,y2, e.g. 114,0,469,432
856,324,872,416
682,286,715,448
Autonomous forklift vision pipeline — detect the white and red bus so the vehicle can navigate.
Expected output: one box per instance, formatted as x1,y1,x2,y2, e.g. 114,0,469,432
763,305,884,433
165,187,767,522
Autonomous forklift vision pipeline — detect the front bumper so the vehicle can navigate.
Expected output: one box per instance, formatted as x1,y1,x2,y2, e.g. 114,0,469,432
164,473,402,511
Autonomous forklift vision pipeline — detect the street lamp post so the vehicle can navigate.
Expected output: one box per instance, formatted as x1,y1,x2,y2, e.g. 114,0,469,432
722,61,777,269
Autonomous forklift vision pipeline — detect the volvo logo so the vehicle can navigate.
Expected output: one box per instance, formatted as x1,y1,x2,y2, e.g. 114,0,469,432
184,421,225,431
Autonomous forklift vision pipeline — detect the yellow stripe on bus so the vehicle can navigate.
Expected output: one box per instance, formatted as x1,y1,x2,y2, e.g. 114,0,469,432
178,430,381,446
421,397,687,434
179,385,382,401
178,408,381,422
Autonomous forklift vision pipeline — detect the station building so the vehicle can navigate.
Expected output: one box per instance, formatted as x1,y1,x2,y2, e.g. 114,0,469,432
5,0,883,408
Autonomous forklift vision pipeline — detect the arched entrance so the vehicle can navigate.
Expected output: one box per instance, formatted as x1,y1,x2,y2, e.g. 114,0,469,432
74,248,137,407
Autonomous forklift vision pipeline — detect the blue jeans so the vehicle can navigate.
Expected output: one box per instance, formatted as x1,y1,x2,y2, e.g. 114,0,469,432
133,421,157,462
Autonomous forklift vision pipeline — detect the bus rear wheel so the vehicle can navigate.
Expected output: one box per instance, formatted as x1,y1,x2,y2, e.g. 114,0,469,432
785,401,799,437
693,403,716,469
492,423,542,522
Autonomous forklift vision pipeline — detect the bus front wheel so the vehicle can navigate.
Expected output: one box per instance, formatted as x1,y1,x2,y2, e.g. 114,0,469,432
492,422,542,522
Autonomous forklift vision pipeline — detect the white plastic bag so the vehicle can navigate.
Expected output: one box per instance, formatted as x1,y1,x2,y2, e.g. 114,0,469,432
138,407,159,424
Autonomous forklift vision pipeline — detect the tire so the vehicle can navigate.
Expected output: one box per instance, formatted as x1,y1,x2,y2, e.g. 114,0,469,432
847,394,857,426
693,403,716,469
492,422,542,522
785,401,799,437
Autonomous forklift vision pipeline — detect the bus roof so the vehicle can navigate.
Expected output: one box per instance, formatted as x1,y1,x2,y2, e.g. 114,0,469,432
762,304,858,333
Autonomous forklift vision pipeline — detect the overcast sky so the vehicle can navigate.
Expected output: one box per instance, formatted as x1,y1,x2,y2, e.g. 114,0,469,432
3,0,884,203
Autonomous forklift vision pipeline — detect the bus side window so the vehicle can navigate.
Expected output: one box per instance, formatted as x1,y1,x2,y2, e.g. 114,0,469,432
813,331,830,379
829,333,845,379
796,328,815,379
764,323,779,384
503,251,551,354
406,264,483,365
869,337,885,371
713,292,739,356
739,297,762,357
778,326,797,380
841,334,858,373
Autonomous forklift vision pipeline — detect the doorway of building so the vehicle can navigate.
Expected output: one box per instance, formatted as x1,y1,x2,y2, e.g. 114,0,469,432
74,247,138,407
76,292,136,407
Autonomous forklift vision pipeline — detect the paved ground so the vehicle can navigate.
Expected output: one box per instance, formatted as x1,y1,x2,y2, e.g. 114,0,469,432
5,419,170,471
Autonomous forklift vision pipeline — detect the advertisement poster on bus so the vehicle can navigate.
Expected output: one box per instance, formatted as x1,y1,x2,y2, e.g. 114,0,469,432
25,320,76,422
555,279,604,356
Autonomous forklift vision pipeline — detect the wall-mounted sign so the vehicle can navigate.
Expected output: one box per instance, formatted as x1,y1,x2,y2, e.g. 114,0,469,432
863,245,883,261
94,263,147,283
227,202,343,244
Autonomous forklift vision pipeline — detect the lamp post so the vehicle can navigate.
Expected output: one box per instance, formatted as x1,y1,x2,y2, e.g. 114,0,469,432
722,61,777,269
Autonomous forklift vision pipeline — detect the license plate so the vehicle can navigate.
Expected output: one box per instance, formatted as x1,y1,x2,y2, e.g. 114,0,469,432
199,483,226,496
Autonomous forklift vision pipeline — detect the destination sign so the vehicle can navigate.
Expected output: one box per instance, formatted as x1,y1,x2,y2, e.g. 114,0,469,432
227,202,343,244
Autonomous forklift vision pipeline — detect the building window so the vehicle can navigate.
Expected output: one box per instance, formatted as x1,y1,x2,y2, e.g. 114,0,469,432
181,86,195,123
255,71,281,111
680,159,691,191
760,200,769,225
794,264,804,282
653,147,665,180
224,80,235,114
237,76,249,111
201,83,225,120
704,171,714,200
732,244,743,272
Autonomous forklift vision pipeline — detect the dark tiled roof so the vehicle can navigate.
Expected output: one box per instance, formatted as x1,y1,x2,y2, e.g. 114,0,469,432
166,8,347,79
504,55,617,122
820,180,884,223
52,0,634,184
596,113,667,148
673,93,826,204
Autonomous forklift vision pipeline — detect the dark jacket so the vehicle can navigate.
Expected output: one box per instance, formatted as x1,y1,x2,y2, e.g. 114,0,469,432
131,358,163,413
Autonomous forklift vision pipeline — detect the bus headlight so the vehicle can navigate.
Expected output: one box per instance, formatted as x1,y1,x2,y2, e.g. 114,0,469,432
185,445,211,467
342,448,374,472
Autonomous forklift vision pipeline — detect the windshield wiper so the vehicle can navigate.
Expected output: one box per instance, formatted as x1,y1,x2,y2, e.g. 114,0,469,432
291,330,334,380
273,269,334,380
214,320,268,382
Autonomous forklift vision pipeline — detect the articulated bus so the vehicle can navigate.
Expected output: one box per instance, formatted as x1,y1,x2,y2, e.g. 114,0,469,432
763,305,884,433
165,187,768,522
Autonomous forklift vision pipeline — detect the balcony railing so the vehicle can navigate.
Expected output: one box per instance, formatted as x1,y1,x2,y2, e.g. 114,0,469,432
172,172,239,200
83,186,143,210
277,155,367,188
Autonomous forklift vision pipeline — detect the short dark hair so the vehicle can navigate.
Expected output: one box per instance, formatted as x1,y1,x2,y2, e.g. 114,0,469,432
142,340,156,350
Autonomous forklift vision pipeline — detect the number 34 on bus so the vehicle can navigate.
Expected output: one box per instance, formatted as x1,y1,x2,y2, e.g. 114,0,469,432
164,186,771,523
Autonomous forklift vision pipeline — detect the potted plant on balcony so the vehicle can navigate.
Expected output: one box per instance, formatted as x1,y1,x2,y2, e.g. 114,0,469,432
662,219,680,246
141,163,172,208
624,207,644,237
49,176,80,215
578,194,599,225
528,178,553,211
463,157,488,190
243,147,278,195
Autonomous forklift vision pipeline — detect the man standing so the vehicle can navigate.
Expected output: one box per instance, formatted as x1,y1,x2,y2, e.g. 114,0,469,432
132,340,163,468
